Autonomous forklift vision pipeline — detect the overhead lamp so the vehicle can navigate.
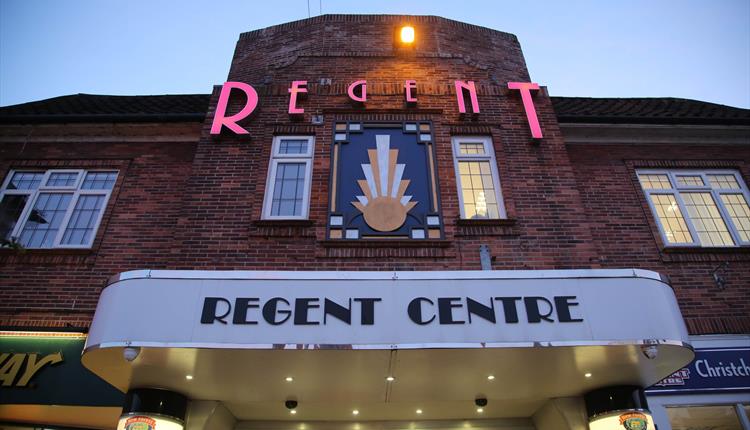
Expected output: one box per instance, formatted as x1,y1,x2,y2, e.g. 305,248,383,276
400,26,415,44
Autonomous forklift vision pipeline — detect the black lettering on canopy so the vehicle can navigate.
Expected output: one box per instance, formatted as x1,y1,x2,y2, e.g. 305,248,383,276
524,297,555,323
494,297,521,323
201,297,232,324
407,297,435,325
262,297,292,325
324,298,352,325
555,296,584,322
466,297,496,323
438,297,465,324
233,298,260,324
294,298,320,325
353,298,381,325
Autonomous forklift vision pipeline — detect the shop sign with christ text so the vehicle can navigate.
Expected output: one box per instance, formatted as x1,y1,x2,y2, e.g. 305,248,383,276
647,347,750,394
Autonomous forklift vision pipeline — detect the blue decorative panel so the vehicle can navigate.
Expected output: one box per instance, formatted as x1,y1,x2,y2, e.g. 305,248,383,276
328,123,442,240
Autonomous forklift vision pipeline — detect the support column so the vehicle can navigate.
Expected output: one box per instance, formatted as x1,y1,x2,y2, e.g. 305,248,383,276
532,397,589,430
186,400,237,430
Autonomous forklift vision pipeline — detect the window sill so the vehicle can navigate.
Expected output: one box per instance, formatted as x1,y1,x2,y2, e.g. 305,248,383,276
251,219,315,227
249,219,316,238
455,218,519,237
318,239,453,259
0,247,95,265
320,239,451,248
660,245,750,262
455,218,516,227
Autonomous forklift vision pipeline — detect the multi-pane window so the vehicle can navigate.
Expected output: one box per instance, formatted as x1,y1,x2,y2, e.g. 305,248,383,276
637,170,750,247
262,136,314,220
0,169,118,248
451,136,506,219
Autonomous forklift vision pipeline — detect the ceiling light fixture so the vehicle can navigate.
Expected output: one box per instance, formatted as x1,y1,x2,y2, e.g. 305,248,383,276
185,375,193,380
487,375,495,380
386,376,395,382
286,376,294,382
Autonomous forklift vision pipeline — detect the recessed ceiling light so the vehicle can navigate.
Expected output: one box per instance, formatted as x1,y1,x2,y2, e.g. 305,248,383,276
416,409,423,414
386,376,395,382
185,375,193,380
585,373,592,378
290,410,297,415
476,408,484,413
487,375,495,380
286,376,294,382
352,409,360,415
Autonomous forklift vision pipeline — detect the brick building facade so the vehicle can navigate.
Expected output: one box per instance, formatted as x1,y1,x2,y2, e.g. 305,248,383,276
1,14,748,430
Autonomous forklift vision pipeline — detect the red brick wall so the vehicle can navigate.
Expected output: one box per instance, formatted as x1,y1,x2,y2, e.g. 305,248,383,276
0,15,746,336
171,15,599,273
567,144,750,334
0,123,199,328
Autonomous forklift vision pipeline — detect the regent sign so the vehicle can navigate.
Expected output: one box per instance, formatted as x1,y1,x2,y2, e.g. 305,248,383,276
201,295,584,327
85,269,690,350
209,80,544,139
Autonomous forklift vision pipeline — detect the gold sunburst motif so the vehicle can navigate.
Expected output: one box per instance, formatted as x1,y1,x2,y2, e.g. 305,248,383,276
352,135,417,232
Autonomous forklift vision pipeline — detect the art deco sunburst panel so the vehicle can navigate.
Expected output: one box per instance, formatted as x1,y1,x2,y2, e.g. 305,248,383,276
328,122,443,240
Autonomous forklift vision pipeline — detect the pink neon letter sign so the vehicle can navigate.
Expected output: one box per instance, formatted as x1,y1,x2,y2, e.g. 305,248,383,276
454,80,480,114
288,81,308,114
347,80,367,102
405,80,417,103
508,82,543,139
210,82,259,135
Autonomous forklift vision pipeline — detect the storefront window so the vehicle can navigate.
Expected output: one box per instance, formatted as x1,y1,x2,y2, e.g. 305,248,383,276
666,404,746,430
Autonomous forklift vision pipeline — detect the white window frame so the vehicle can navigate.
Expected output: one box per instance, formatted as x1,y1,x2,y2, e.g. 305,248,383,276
638,169,750,248
261,135,315,220
451,136,507,220
0,169,118,249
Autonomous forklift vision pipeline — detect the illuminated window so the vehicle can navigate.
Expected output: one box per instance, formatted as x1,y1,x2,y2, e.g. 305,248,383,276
262,136,314,220
638,169,750,247
0,169,118,248
452,136,506,220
